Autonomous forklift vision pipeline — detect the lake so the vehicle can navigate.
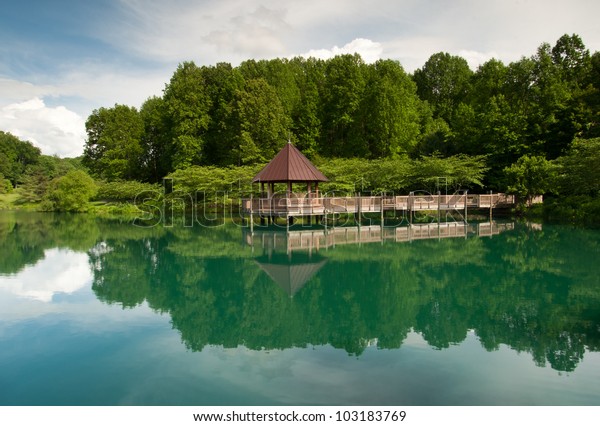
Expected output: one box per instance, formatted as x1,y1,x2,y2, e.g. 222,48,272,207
0,211,599,405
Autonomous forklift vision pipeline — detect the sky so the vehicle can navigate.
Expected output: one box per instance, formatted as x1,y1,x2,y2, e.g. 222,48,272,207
1,0,599,158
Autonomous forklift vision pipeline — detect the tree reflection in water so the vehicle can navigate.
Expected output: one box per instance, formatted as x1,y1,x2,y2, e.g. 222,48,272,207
1,212,599,372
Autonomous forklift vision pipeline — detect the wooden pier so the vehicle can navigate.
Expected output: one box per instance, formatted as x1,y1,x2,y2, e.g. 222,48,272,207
241,192,516,219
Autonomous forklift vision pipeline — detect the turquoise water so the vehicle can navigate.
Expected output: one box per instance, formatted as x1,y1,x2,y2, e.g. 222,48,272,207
0,212,599,405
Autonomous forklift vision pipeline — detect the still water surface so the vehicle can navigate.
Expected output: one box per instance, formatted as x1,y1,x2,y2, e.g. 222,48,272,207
0,212,599,405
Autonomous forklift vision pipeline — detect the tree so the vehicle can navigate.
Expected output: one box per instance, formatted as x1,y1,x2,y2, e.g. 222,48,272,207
139,96,172,182
555,137,600,196
290,57,325,158
0,172,12,193
233,78,289,164
361,59,421,157
19,156,77,203
45,170,98,212
83,105,144,181
551,34,591,87
201,63,246,166
163,61,212,169
320,54,367,157
0,131,41,186
413,52,473,123
504,155,556,206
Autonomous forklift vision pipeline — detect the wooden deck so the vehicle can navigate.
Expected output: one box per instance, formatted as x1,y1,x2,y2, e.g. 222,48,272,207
245,222,515,253
241,193,517,217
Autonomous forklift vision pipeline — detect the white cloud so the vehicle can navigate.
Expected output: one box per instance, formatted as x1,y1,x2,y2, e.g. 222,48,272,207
0,248,92,303
0,78,60,104
203,5,289,57
301,38,383,63
0,97,86,158
109,1,291,64
458,50,501,71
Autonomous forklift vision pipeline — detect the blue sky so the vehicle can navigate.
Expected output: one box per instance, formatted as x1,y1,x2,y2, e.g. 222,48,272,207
1,0,599,157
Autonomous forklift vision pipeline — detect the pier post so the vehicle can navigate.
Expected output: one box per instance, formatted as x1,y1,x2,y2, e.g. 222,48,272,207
356,193,361,225
464,190,468,223
409,192,413,225
437,191,441,223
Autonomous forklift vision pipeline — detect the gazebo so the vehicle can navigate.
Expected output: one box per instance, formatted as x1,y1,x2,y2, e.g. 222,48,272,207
252,141,328,198
245,142,329,224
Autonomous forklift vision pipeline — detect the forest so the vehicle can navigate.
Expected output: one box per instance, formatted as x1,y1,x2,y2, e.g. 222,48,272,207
0,34,599,222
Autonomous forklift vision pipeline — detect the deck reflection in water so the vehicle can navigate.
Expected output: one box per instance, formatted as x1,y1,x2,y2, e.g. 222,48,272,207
245,221,514,298
245,221,514,255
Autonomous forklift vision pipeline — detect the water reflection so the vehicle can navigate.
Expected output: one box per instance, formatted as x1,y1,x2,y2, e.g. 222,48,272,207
1,212,599,373
0,248,91,302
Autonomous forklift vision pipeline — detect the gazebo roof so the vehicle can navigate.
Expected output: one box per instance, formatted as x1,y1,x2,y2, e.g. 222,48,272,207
256,255,328,297
252,142,328,183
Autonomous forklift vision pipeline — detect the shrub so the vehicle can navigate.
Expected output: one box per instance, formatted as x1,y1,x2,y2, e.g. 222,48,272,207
46,170,98,212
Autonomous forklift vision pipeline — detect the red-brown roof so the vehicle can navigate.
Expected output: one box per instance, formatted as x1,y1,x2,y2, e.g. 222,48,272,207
252,142,328,183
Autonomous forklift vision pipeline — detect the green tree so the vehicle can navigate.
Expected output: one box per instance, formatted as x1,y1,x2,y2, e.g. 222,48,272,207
83,105,144,181
0,131,41,186
361,59,421,157
552,34,591,87
0,172,12,193
45,170,98,212
555,137,600,196
410,154,488,192
139,96,172,182
413,52,473,123
163,61,212,169
201,63,246,166
581,51,600,138
19,155,80,203
233,78,289,164
290,57,324,158
504,155,555,206
320,54,367,157
546,35,595,154
531,43,573,158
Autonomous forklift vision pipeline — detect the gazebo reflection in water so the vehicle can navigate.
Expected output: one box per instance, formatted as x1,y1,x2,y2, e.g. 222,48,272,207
244,222,514,297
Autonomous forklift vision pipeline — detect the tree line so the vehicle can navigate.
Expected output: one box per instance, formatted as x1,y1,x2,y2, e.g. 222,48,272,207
1,34,598,217
81,34,598,185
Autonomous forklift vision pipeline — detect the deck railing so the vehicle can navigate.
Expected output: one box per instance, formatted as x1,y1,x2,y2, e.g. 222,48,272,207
241,193,517,216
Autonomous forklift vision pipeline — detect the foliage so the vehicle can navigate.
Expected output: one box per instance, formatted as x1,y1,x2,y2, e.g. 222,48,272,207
2,33,599,217
0,131,41,186
96,180,162,203
19,155,81,203
413,52,473,123
554,137,600,196
45,170,98,212
233,78,289,164
83,105,144,180
544,195,600,227
504,155,556,206
0,173,12,194
317,155,488,194
166,164,263,201
163,61,212,169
